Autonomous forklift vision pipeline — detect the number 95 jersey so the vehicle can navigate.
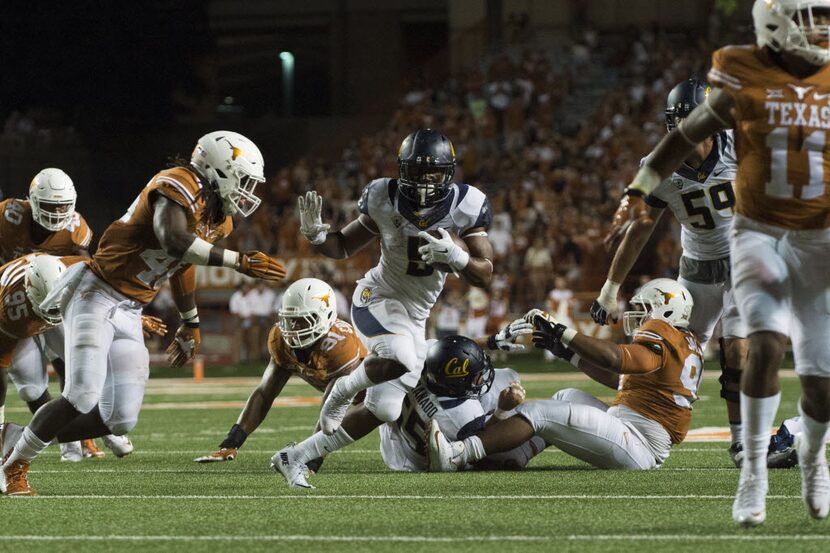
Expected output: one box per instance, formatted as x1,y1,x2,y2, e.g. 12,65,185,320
708,45,830,230
356,178,491,320
643,131,737,261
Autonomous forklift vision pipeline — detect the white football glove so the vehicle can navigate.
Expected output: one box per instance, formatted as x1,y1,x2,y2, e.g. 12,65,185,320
417,228,470,272
298,190,330,245
523,308,554,324
490,317,534,351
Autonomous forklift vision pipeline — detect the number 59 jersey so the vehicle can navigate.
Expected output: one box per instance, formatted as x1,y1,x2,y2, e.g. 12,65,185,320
708,45,830,230
643,131,737,261
356,178,491,320
91,167,234,304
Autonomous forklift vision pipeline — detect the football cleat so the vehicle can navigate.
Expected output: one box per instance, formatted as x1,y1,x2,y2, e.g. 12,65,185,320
732,469,768,527
427,420,465,472
729,442,744,469
194,447,237,463
60,441,84,463
3,459,36,496
82,439,105,459
271,443,314,489
767,422,798,469
0,423,23,461
318,378,355,436
102,435,134,458
796,433,830,520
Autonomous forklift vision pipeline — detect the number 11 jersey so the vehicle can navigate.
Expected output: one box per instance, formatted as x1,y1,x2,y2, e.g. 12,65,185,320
708,45,830,230
643,131,737,261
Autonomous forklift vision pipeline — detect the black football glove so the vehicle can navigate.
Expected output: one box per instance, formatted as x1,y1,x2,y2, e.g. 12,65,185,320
532,314,572,359
590,299,610,325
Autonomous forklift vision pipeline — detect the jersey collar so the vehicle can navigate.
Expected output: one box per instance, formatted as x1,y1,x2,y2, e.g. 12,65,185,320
676,132,724,183
393,181,455,230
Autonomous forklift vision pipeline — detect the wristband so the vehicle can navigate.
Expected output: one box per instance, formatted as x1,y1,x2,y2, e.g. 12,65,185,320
448,248,470,272
309,231,328,246
486,334,499,351
182,237,213,265
180,308,200,328
561,327,577,347
598,280,620,309
493,408,517,420
569,353,581,368
627,166,661,196
219,423,249,449
222,249,240,269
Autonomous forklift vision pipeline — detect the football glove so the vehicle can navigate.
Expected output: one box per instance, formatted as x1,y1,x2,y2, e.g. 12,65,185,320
486,317,534,351
603,193,652,252
167,324,201,368
417,228,470,272
236,251,287,281
531,314,571,358
141,315,168,339
298,190,330,245
523,308,552,324
194,447,237,463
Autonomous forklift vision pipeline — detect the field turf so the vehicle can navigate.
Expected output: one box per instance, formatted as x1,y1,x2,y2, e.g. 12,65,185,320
2,356,829,552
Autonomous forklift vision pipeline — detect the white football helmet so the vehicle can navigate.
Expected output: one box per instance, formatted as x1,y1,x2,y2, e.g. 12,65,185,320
623,278,694,336
753,0,830,66
24,255,67,325
190,130,265,217
28,168,77,231
278,278,337,349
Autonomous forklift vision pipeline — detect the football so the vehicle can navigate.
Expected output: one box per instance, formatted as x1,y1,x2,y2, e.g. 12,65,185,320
423,229,468,273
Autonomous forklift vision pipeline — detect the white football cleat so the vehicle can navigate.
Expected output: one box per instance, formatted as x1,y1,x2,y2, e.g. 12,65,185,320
102,435,134,458
60,441,84,463
271,444,314,489
427,419,465,472
318,378,354,436
796,433,830,520
732,469,768,527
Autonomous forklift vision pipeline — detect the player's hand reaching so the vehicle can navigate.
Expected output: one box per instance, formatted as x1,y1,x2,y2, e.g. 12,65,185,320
194,447,237,463
417,228,470,272
523,308,552,324
498,381,526,411
236,251,286,281
487,317,534,351
298,190,330,245
604,193,652,252
141,315,168,339
167,323,201,367
531,314,572,359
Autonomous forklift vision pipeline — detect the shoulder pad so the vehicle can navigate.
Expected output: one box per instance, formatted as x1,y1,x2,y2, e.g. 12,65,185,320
708,45,759,91
451,184,491,231
151,168,204,214
357,178,394,218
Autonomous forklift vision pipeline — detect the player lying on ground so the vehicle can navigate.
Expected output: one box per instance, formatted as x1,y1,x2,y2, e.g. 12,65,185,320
296,129,493,449
379,335,544,473
608,0,830,526
429,278,705,472
272,318,535,487
1,131,286,496
194,278,365,471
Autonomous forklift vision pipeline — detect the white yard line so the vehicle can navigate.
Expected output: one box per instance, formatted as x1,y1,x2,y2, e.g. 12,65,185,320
1,534,827,543
18,494,803,500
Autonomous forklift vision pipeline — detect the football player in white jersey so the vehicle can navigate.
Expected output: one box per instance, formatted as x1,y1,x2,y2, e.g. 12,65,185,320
273,130,493,487
380,335,544,473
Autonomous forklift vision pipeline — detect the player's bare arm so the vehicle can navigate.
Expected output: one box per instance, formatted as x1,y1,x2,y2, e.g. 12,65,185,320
459,230,493,288
298,190,377,259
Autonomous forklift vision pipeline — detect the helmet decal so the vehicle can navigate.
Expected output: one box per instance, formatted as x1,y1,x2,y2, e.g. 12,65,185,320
442,357,471,379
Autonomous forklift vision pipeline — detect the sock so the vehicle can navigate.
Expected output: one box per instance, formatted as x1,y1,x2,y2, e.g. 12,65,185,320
798,402,830,464
740,392,780,475
730,423,742,446
3,427,49,467
334,364,373,398
460,435,486,464
294,428,355,464
0,405,4,425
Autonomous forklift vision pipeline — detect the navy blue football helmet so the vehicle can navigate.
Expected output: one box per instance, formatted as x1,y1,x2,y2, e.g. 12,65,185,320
398,128,456,208
423,335,494,399
665,79,710,131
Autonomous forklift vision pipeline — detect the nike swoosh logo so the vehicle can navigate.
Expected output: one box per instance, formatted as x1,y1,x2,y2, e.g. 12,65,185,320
713,168,726,177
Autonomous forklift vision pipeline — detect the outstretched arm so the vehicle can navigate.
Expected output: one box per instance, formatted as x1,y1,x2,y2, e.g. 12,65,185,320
298,191,377,259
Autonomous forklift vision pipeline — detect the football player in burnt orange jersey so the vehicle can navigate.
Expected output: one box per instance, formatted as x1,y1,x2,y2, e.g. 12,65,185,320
1,131,286,496
429,279,703,472
194,278,366,467
607,0,830,525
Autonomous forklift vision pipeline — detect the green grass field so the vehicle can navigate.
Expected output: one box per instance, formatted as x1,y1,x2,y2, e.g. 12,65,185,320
2,358,829,553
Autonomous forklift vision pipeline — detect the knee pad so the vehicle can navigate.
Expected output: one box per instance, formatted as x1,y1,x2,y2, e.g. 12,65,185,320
105,418,138,436
72,314,105,349
17,383,48,403
551,388,581,403
718,338,741,403
365,393,404,423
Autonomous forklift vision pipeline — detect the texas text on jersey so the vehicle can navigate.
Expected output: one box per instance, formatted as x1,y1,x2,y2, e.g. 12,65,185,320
91,166,233,304
614,319,705,445
0,199,92,265
267,319,367,392
355,178,491,320
708,45,830,229
0,255,86,367
643,131,737,261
